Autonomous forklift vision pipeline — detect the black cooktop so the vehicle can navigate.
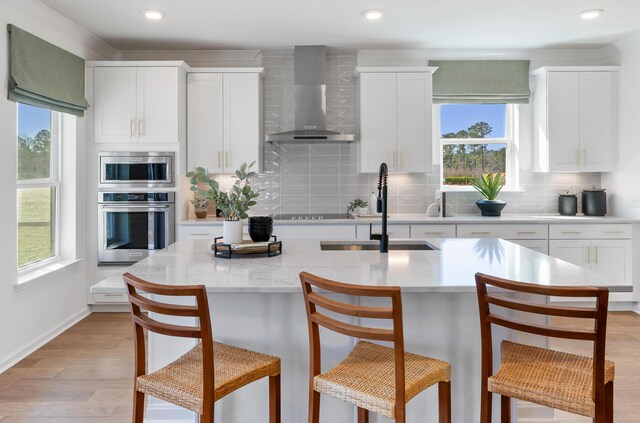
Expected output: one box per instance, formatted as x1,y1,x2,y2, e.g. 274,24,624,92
272,213,352,221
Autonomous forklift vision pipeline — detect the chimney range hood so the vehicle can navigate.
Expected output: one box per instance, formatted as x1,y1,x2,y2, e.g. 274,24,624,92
265,46,355,143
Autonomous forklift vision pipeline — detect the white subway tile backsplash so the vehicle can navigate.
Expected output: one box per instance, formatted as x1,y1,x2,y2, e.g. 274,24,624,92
256,50,602,216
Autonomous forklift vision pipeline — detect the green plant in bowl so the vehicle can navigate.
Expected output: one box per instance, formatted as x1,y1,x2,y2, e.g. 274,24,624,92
471,173,506,216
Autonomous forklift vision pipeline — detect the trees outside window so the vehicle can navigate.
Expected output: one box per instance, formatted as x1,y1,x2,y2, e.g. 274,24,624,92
17,103,60,269
439,104,513,187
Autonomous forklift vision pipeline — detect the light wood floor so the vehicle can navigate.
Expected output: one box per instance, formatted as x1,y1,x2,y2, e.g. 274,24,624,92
0,312,638,422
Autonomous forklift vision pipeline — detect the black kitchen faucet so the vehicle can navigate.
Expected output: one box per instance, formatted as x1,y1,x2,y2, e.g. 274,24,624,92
369,162,389,253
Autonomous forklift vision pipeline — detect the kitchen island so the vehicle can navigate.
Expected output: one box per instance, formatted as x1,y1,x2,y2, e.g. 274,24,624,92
92,238,631,423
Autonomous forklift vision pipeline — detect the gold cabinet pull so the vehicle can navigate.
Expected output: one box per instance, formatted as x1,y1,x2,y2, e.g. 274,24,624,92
586,246,591,263
217,150,222,168
138,118,143,136
594,245,599,264
130,118,135,137
225,151,229,168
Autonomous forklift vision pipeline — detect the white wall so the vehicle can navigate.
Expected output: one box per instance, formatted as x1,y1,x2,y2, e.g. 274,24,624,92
601,32,640,218
0,0,116,371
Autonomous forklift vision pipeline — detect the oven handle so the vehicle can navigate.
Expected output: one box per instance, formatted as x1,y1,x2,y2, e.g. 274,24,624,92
100,204,171,211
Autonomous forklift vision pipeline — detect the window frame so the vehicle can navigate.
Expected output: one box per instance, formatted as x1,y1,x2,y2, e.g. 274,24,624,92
16,107,62,272
437,104,517,191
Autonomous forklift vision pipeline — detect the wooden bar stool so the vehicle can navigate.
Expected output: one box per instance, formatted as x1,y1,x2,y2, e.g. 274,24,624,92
299,271,451,423
123,272,281,423
475,273,614,423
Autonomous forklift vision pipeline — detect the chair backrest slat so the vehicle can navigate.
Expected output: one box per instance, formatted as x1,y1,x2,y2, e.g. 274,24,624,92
486,314,597,341
129,292,201,317
299,271,407,419
307,292,394,319
133,313,202,338
475,272,609,405
310,312,395,341
484,293,599,318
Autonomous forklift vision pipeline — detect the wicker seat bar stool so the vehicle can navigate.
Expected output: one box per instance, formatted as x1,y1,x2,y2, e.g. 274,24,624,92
300,271,452,423
123,273,281,423
475,273,614,423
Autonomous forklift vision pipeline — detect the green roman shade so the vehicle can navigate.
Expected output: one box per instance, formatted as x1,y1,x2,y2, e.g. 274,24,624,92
430,60,531,104
7,24,89,116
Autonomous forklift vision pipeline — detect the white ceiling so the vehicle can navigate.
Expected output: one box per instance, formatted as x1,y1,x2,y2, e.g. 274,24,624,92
39,0,640,51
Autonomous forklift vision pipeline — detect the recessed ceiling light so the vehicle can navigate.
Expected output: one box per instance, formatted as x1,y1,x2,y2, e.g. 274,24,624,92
362,9,384,20
141,10,166,20
580,9,604,20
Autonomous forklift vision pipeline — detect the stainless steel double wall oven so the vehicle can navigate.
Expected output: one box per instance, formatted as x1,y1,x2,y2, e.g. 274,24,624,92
98,152,175,265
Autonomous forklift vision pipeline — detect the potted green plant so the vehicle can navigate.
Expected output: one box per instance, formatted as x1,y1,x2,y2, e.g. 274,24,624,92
346,199,368,216
471,173,506,216
186,162,260,244
191,195,210,219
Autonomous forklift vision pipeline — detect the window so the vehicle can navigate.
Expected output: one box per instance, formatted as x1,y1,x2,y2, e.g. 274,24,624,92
439,104,516,189
17,103,60,269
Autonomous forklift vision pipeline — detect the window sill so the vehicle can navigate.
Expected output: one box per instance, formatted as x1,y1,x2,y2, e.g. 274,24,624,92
15,259,82,292
441,187,524,193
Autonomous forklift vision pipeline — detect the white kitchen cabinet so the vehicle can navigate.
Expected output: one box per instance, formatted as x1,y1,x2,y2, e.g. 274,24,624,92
456,224,548,240
355,68,436,173
356,224,410,240
508,239,549,254
187,71,262,174
531,67,619,172
548,224,633,286
275,225,356,240
178,224,223,241
410,224,456,239
94,65,182,143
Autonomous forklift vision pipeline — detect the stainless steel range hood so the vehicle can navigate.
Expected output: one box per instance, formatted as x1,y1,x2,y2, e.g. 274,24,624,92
266,46,355,143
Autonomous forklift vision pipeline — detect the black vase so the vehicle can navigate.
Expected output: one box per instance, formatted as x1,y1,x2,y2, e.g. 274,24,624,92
248,216,273,242
476,199,507,217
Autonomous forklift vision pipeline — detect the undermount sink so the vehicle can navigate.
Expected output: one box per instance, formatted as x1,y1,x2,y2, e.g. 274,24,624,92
320,241,437,251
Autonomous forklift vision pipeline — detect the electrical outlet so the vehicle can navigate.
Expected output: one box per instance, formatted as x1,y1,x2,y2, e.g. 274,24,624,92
626,195,640,208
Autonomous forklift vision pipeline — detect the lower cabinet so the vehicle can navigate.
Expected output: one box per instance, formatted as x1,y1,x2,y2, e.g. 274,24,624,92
274,225,356,240
508,239,549,254
356,224,410,240
409,224,456,239
549,239,632,286
178,225,223,241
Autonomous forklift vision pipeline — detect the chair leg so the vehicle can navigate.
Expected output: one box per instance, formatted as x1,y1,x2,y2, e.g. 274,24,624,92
269,374,281,423
132,390,145,423
309,390,320,423
357,407,369,423
481,382,492,423
605,381,614,423
438,381,451,423
200,402,214,423
500,395,510,423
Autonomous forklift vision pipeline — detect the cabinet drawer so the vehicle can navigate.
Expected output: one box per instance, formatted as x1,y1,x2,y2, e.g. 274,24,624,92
456,224,548,240
356,224,410,240
178,225,222,240
549,224,632,239
94,293,128,303
275,224,356,240
410,224,456,239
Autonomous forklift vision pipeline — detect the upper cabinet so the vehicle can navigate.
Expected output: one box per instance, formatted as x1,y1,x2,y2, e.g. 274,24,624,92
187,70,262,174
355,67,436,173
531,66,620,172
92,64,186,143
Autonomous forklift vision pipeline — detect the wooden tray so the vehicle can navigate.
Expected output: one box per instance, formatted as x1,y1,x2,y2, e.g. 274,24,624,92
212,236,282,259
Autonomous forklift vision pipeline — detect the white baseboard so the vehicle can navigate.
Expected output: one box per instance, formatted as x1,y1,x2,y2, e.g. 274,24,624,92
145,403,195,422
517,402,555,422
0,307,90,373
633,302,640,314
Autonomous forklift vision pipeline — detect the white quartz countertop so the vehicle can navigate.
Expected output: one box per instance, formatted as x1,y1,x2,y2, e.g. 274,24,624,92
180,214,639,225
91,238,632,294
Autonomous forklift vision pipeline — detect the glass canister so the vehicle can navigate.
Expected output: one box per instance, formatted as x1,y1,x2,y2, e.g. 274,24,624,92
558,193,577,216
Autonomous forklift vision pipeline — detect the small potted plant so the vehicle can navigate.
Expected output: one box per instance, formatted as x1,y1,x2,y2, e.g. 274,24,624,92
186,162,260,244
472,173,506,216
347,199,368,216
191,195,210,219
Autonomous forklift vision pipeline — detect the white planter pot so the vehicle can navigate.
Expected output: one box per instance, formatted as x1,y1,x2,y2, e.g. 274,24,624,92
223,220,244,244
